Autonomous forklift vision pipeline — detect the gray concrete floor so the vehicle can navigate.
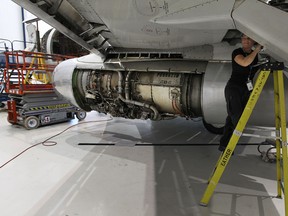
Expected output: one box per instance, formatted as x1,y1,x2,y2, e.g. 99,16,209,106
0,109,285,216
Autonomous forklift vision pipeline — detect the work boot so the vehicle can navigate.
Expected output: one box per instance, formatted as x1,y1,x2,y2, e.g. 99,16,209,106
218,145,226,152
218,145,234,155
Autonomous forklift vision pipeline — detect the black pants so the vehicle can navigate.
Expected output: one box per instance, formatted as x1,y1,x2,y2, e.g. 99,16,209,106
219,82,251,150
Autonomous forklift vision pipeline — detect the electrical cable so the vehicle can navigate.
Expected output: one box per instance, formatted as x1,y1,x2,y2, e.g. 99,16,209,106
172,99,183,115
0,116,113,169
266,146,276,161
257,139,277,163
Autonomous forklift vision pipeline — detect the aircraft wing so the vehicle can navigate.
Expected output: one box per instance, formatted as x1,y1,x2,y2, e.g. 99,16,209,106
10,0,288,130
12,0,288,65
12,0,236,53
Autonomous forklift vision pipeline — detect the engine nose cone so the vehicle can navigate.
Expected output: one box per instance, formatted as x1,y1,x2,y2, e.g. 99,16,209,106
53,58,79,107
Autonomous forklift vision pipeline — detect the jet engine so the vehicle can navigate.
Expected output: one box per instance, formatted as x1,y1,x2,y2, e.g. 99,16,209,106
53,52,288,132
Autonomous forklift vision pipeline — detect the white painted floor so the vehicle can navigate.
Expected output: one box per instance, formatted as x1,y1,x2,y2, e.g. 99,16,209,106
0,108,285,216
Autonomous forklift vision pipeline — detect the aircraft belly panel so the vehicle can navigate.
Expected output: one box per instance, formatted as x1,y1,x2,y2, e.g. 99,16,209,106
111,28,227,49
153,0,235,30
12,0,236,50
67,0,235,49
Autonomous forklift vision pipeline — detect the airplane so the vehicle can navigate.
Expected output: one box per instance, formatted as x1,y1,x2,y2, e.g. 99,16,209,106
11,0,288,134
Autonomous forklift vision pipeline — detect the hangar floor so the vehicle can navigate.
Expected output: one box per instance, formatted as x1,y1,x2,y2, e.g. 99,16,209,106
0,109,285,216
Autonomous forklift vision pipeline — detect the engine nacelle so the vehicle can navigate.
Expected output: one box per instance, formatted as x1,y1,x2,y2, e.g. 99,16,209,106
53,53,288,127
53,54,206,120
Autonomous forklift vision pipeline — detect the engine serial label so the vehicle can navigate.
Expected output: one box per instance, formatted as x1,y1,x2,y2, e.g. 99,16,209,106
153,73,181,86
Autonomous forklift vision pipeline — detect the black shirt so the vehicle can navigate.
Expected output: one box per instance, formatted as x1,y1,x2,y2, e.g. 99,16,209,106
229,48,259,86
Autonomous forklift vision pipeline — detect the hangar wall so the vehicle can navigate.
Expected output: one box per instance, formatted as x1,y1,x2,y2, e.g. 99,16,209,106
0,0,51,51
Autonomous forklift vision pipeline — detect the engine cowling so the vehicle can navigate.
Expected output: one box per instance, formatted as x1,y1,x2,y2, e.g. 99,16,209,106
53,53,288,127
53,54,207,120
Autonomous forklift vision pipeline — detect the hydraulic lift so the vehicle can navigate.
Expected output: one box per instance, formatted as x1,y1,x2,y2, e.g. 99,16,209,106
3,50,86,129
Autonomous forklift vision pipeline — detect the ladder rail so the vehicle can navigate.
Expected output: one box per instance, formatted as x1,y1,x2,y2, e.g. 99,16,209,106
200,69,271,206
277,70,288,214
273,71,282,198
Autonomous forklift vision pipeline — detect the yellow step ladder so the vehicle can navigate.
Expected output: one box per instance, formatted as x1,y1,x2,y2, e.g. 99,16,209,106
200,62,288,216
